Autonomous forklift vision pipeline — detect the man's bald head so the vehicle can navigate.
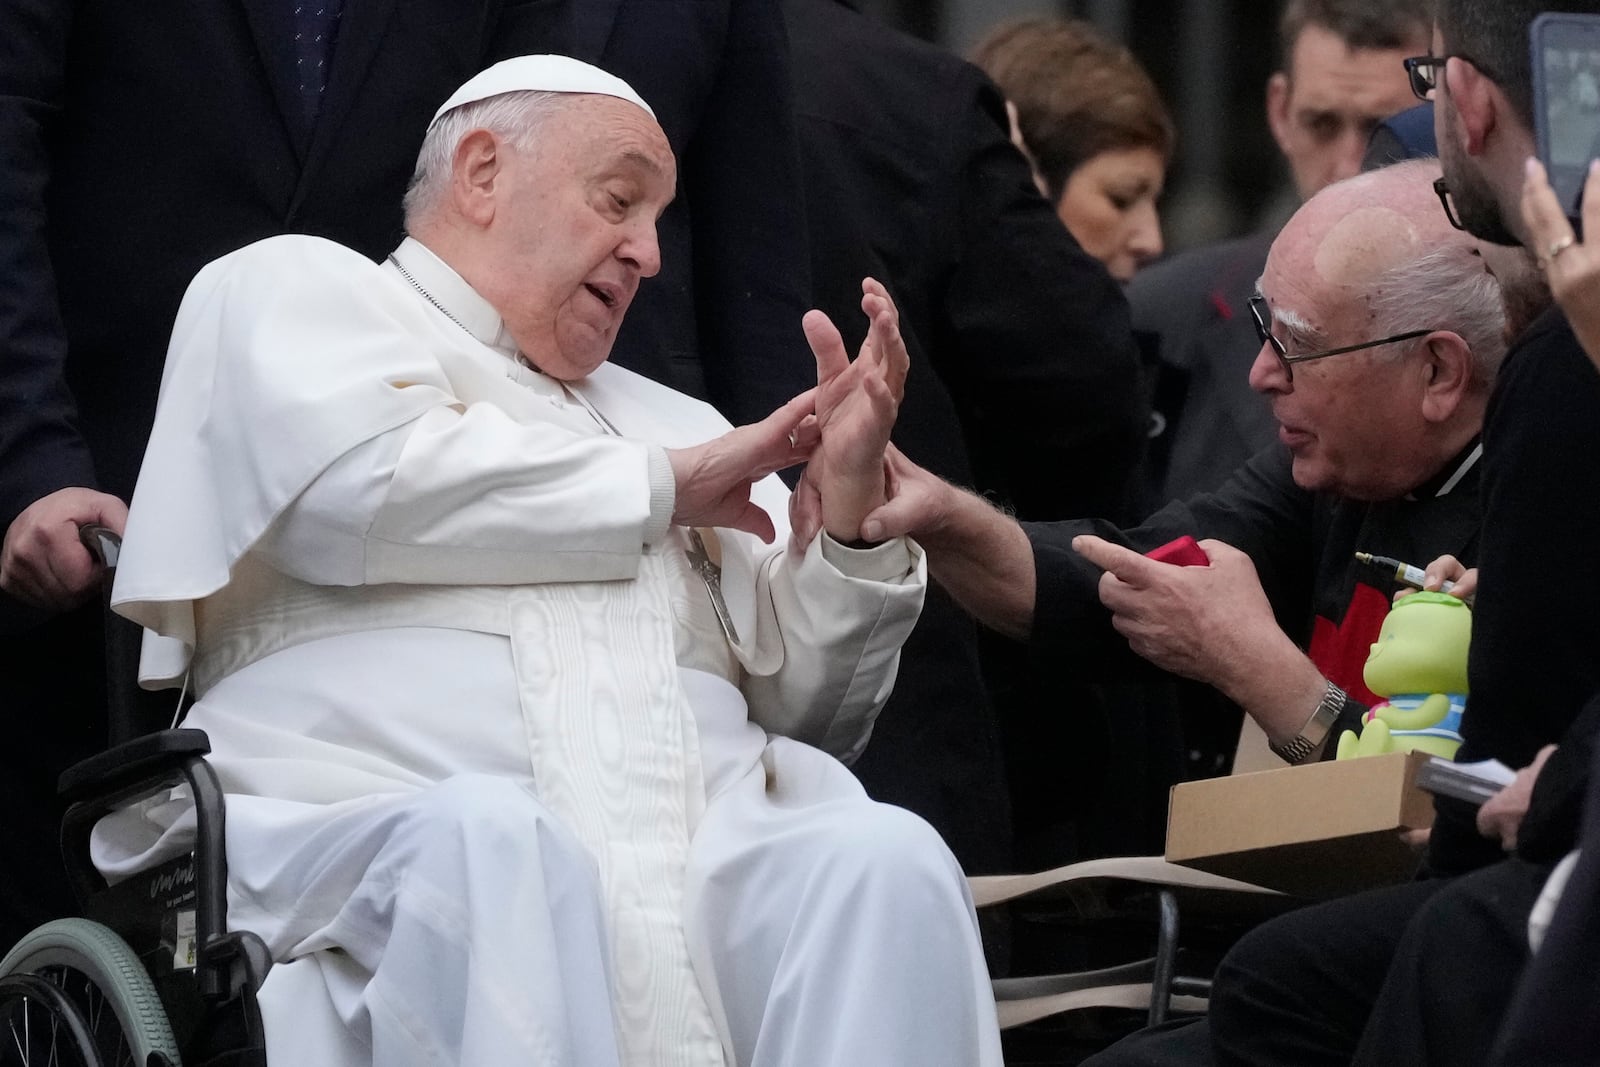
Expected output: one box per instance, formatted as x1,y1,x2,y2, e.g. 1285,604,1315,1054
1280,160,1445,284
1312,204,1425,288
1267,160,1504,368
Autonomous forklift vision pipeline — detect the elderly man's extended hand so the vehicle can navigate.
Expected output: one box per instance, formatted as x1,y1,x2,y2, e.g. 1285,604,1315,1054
1,487,128,610
791,441,938,556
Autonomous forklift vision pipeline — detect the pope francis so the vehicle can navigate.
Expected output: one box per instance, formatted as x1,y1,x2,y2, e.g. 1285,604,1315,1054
91,55,1002,1067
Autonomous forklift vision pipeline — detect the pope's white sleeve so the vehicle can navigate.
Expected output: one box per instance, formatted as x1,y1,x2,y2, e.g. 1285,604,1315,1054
256,403,675,586
741,533,926,763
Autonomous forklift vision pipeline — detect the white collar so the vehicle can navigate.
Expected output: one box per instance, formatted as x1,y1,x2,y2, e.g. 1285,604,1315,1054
386,236,519,357
1434,441,1482,498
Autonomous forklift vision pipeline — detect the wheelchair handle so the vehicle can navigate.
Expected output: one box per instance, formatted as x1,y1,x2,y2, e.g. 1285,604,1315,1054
78,523,122,569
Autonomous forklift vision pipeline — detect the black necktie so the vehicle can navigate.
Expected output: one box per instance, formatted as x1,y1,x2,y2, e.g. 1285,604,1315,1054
292,0,344,127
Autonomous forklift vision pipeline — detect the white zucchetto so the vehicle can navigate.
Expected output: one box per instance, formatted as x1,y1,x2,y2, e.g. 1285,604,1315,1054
429,54,655,128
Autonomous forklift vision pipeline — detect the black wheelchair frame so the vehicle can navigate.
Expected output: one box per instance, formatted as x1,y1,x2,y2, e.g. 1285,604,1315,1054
0,528,270,1067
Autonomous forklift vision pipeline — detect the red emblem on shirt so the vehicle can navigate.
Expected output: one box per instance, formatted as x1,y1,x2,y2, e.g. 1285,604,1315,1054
1308,582,1389,707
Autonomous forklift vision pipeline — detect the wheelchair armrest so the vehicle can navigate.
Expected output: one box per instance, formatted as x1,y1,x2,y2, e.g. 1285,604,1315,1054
58,727,231,980
57,728,212,807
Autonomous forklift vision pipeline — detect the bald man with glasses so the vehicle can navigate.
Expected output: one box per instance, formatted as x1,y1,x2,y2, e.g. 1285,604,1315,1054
826,159,1522,771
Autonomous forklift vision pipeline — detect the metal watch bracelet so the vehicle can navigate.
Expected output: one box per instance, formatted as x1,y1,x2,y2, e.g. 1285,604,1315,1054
1268,680,1348,765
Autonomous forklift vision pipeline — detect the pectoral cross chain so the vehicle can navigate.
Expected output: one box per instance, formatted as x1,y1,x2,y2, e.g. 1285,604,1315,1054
686,529,740,646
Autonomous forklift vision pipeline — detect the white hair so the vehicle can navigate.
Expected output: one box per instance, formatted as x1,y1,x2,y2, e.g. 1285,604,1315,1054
402,91,572,227
1364,241,1510,387
1271,300,1327,350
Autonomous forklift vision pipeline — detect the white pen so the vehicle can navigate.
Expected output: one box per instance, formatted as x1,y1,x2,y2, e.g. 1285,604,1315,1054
1354,552,1470,604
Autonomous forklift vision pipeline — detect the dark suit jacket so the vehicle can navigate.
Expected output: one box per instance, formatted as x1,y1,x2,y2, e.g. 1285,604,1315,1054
786,1,1144,520
785,0,1146,875
1126,230,1280,511
0,0,811,545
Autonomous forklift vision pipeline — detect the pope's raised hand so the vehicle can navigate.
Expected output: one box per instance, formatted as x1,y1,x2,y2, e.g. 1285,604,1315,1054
801,278,909,542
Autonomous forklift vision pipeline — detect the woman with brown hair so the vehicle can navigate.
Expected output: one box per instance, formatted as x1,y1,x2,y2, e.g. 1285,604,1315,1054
973,18,1175,282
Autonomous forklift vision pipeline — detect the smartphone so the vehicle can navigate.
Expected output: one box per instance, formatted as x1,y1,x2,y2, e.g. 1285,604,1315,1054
1144,535,1209,567
1531,12,1600,231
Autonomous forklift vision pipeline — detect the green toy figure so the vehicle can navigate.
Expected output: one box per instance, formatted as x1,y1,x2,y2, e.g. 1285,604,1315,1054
1336,591,1470,760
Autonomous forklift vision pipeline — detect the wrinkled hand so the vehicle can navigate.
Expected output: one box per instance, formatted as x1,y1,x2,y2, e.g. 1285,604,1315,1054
1071,535,1279,691
1522,157,1600,373
1,488,128,610
801,278,909,542
668,391,817,543
791,440,952,555
857,443,953,545
1477,744,1556,852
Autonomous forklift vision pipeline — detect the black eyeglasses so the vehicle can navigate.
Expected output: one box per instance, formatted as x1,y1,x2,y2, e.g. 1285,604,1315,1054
1403,55,1447,100
1403,52,1497,101
1432,177,1466,230
1248,295,1434,382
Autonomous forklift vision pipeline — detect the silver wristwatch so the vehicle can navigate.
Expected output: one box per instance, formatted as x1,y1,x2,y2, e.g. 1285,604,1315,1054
1269,681,1348,765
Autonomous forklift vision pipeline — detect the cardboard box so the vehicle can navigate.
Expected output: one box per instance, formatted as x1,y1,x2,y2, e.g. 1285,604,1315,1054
1164,751,1435,898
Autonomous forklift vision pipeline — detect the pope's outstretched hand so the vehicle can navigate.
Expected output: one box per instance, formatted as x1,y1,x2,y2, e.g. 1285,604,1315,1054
667,391,817,543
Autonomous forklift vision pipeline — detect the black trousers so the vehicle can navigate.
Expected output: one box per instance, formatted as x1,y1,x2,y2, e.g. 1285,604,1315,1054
1491,743,1600,1065
1085,858,1549,1067
0,601,106,949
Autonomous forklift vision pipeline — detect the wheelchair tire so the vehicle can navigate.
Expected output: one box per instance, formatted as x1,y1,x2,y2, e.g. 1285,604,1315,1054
0,917,181,1066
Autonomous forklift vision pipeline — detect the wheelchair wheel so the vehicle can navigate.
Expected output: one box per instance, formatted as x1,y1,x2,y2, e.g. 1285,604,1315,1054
0,918,180,1066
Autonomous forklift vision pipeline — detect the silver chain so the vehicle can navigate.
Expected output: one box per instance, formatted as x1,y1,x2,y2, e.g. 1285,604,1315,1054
387,253,474,337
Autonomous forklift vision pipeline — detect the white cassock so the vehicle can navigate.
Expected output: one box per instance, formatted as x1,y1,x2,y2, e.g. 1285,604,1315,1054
95,235,1003,1067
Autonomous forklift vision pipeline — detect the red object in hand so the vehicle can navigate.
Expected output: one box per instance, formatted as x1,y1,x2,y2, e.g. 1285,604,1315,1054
1145,535,1210,567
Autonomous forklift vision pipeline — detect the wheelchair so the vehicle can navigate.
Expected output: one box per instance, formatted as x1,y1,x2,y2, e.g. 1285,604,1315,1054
0,528,270,1067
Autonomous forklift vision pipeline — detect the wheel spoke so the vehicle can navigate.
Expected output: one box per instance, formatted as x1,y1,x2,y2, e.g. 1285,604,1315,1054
2,921,181,1067
83,979,102,1036
52,999,71,1067
0,979,93,1067
9,1013,27,1061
